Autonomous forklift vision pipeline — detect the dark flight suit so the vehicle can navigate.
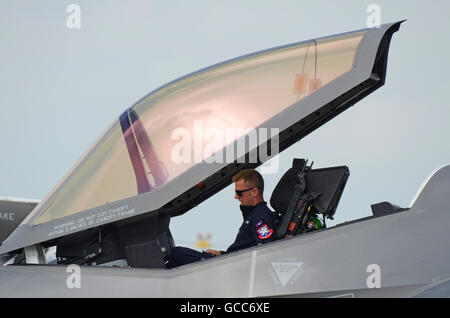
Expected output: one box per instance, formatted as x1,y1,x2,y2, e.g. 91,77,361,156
166,202,277,268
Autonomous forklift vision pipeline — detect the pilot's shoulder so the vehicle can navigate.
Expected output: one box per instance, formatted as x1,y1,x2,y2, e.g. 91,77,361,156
251,204,276,222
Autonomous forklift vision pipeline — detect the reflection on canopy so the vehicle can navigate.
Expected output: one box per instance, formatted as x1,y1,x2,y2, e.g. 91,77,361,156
30,30,366,225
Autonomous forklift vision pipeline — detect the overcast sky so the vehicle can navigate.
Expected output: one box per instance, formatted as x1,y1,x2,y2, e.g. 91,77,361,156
1,1,449,250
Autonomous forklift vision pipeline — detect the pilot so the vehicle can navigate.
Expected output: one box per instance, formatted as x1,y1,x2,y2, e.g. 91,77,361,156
165,169,277,268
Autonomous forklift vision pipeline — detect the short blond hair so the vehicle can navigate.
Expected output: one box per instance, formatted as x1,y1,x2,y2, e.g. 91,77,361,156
232,169,264,194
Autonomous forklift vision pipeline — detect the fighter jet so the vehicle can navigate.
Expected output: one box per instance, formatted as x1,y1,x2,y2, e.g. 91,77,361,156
3,20,445,298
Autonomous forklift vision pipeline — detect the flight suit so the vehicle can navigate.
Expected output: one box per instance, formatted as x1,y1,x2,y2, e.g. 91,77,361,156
166,202,277,268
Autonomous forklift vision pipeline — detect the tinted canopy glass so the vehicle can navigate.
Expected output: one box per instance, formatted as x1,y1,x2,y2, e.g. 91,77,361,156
29,30,366,226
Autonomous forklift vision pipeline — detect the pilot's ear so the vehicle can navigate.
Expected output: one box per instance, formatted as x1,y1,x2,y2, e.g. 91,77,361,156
256,188,264,197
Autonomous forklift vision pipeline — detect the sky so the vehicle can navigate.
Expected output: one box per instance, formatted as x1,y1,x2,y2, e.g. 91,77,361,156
0,0,449,250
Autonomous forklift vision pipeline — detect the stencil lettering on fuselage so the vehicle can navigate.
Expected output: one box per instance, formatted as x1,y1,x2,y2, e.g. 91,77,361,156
0,212,15,222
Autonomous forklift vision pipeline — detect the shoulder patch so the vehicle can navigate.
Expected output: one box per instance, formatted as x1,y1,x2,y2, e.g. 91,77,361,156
256,222,274,240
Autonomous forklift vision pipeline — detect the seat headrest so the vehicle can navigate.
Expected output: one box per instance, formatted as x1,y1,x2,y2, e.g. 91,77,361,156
270,158,306,213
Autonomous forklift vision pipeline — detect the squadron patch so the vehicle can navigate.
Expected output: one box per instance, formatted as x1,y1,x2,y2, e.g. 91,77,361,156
256,222,273,240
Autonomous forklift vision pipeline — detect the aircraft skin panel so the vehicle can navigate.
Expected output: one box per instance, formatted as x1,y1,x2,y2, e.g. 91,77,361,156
0,198,39,243
277,285,426,298
409,277,450,298
409,163,450,208
1,165,450,297
0,22,402,255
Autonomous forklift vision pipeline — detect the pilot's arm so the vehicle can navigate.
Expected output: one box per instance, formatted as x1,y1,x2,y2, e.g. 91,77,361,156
206,216,275,256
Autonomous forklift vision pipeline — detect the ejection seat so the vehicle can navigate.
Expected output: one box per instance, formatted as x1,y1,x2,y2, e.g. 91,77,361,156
270,159,349,239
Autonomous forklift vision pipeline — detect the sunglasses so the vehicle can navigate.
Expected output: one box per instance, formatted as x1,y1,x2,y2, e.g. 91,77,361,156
235,187,255,197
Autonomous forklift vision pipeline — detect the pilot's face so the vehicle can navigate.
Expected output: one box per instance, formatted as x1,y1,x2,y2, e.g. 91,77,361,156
234,179,257,206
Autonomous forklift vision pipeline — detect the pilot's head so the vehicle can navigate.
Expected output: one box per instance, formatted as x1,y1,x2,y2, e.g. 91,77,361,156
232,169,264,206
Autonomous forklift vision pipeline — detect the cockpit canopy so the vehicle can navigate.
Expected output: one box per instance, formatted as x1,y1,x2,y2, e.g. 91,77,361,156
0,21,403,254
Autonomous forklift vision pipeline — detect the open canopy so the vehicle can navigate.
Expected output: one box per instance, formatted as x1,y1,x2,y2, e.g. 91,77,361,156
0,21,403,254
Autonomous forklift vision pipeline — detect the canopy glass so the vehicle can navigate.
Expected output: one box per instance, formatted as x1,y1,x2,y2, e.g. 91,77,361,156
29,30,366,226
